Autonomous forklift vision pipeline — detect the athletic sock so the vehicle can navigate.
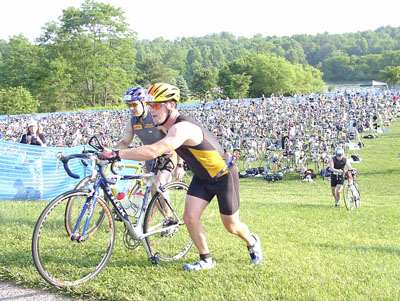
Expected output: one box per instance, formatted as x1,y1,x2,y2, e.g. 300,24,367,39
200,253,212,262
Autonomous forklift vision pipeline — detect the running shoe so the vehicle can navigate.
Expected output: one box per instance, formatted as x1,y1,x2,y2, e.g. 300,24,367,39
335,202,340,207
248,234,263,265
183,259,216,271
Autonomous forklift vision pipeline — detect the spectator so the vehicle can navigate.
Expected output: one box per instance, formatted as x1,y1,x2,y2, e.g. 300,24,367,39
20,119,46,146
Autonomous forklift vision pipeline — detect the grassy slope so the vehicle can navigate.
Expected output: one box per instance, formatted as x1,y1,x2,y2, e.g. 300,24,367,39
0,122,399,300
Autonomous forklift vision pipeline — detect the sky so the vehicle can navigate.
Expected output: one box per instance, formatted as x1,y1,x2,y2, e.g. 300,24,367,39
1,0,400,42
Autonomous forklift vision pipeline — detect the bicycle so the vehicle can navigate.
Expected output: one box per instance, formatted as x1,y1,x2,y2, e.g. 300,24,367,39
32,138,192,287
343,169,361,210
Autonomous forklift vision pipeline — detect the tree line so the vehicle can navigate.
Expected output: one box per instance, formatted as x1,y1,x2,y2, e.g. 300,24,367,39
1,0,400,115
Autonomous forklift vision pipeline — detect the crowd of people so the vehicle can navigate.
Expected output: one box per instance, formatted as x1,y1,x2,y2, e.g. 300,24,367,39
0,110,129,147
0,89,398,151
182,90,398,154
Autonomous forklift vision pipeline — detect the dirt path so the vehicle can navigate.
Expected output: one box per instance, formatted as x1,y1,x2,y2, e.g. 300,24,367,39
0,280,72,301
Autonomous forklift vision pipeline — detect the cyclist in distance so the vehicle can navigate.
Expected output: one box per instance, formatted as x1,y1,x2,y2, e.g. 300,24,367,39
114,86,184,185
101,83,262,271
329,147,353,207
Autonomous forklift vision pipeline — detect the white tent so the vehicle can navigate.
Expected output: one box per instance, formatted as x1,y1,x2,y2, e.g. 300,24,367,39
359,80,389,90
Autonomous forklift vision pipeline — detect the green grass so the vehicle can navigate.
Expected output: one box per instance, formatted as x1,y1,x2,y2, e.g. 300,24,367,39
1,122,400,300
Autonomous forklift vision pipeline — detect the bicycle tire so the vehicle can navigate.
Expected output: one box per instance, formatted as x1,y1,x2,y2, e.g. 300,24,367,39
343,184,355,210
32,190,116,287
143,182,193,261
354,184,362,208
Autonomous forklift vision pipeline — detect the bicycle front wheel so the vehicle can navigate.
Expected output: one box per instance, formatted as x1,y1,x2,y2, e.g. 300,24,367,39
143,182,193,261
32,190,116,287
354,184,361,208
343,184,355,210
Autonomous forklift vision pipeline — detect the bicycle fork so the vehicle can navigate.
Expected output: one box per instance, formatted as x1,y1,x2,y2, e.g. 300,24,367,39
70,188,100,242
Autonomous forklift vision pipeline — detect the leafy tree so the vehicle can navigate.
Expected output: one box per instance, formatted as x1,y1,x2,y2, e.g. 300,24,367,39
229,73,252,99
320,54,352,82
32,56,74,112
186,48,203,79
175,76,190,102
220,53,324,98
0,35,39,90
136,54,178,87
191,68,218,100
0,86,40,115
217,59,248,98
163,47,188,76
210,45,226,69
380,66,400,87
38,0,136,108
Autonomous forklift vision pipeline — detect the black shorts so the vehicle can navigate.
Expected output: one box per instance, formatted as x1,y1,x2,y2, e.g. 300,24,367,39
331,174,344,187
187,164,240,215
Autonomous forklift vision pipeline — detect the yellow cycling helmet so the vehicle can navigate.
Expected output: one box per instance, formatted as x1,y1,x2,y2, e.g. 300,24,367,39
147,83,180,103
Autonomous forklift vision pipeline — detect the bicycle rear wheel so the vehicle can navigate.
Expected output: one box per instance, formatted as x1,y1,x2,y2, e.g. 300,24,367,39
32,190,115,287
343,184,355,210
143,182,193,261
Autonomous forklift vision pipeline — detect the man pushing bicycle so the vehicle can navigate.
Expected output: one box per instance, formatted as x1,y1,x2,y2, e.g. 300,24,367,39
330,147,353,207
101,83,262,271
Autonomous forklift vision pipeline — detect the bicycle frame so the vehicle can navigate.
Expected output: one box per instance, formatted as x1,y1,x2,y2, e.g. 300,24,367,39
342,169,361,210
71,165,181,260
346,171,359,195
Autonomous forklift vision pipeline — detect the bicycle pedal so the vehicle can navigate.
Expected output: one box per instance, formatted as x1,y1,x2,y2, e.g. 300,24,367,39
151,253,160,264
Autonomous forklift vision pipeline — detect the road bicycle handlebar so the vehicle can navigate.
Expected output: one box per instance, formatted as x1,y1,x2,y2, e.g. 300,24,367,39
56,152,117,185
58,135,176,184
57,149,175,186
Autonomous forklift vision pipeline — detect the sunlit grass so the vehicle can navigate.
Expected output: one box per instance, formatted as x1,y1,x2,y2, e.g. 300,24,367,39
1,122,400,300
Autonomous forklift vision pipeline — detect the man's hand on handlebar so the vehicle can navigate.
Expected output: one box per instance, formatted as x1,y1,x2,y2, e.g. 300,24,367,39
98,148,121,161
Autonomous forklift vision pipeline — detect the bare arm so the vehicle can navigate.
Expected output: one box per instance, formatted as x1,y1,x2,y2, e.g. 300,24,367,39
346,158,353,170
119,121,202,161
174,153,185,180
329,157,335,171
114,119,135,150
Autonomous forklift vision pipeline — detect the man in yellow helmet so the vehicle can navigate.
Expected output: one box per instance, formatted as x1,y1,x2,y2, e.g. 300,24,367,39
101,83,262,270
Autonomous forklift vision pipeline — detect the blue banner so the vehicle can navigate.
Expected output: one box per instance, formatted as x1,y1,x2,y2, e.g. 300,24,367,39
0,141,142,201
0,141,88,201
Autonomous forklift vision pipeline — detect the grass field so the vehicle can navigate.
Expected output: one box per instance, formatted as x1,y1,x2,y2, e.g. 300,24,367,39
1,122,400,300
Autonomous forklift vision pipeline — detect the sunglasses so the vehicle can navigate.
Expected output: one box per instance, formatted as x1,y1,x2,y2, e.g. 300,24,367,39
147,103,165,110
127,102,140,108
